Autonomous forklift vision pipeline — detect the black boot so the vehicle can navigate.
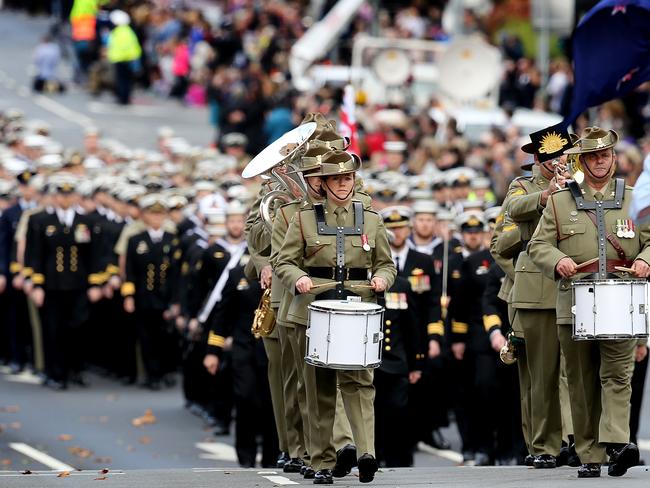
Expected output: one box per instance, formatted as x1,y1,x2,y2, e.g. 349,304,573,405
283,458,305,473
276,452,290,469
577,463,601,478
533,454,556,469
607,443,640,477
357,454,378,483
524,454,535,466
303,466,315,479
313,469,333,485
332,444,357,477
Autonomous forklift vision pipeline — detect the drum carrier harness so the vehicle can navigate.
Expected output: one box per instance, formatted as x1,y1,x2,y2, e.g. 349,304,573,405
567,178,626,279
311,201,365,298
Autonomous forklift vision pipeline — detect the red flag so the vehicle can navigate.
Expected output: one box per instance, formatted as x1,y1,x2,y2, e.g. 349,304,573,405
339,84,360,156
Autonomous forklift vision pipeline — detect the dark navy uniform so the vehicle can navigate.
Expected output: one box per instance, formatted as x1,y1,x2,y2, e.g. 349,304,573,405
374,276,421,467
122,229,179,387
206,259,278,468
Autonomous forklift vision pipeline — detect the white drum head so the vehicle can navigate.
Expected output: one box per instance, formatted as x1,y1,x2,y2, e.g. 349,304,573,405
309,300,383,313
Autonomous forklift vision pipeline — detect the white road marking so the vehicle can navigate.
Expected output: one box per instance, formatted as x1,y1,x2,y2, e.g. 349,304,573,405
192,468,256,472
196,442,262,464
417,442,464,464
261,475,299,485
638,439,650,452
3,370,42,384
8,443,75,471
32,94,93,127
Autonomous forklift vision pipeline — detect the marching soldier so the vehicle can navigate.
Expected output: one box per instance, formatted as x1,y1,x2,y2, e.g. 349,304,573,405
447,212,495,465
121,195,180,390
505,126,575,468
378,206,425,466
275,150,396,484
203,203,278,467
0,171,38,374
529,127,650,478
27,175,103,389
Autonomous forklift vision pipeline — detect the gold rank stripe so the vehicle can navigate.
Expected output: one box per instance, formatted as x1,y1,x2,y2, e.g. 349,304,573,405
88,272,107,285
207,331,226,348
121,282,135,296
22,266,34,277
483,314,502,331
427,321,444,336
9,262,22,273
31,273,45,285
106,264,120,275
451,321,468,334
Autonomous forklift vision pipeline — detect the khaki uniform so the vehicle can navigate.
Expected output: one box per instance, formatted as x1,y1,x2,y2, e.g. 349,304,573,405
528,178,650,463
275,198,396,470
506,166,563,457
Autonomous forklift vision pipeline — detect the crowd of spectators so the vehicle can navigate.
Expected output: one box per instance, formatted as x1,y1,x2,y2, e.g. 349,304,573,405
5,0,650,202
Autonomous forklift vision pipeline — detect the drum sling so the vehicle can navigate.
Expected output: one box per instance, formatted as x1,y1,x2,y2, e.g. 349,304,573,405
567,178,626,279
314,201,364,299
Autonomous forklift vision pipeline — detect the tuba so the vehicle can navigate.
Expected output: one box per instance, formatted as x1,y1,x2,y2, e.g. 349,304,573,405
242,122,318,231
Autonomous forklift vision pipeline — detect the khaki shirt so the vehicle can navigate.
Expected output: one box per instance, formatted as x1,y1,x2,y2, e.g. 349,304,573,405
528,178,650,324
506,166,557,309
275,198,396,325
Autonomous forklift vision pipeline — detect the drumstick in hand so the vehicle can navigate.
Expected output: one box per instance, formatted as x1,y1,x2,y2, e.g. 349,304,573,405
614,266,635,273
575,257,599,270
310,281,339,290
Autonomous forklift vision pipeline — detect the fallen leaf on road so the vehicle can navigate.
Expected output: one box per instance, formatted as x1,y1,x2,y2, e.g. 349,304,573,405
57,471,71,478
95,476,107,480
99,469,109,474
138,436,151,445
58,434,73,441
131,409,156,427
22,470,32,475
1,406,20,413
1,459,11,466
99,416,109,424
68,447,93,458
9,422,21,429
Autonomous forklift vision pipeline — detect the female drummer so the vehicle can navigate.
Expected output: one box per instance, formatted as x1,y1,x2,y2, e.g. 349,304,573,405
275,149,396,484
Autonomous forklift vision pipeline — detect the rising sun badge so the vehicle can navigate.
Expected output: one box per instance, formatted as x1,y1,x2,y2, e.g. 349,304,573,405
538,132,568,154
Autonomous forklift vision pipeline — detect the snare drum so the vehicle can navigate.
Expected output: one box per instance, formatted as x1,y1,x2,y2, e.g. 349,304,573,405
572,279,649,340
306,300,384,369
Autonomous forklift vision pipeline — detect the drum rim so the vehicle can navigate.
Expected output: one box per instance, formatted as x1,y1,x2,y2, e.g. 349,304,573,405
308,300,384,313
572,278,647,286
304,357,381,370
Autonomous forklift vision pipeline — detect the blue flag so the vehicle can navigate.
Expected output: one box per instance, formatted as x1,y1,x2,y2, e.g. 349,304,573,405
563,0,650,127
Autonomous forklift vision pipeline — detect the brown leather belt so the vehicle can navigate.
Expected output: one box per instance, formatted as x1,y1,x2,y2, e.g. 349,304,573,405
578,259,633,274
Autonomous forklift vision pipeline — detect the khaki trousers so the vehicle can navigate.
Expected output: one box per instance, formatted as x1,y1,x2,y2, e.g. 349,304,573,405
287,324,355,469
559,352,574,441
277,324,306,459
557,325,636,463
519,309,562,456
263,335,288,453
